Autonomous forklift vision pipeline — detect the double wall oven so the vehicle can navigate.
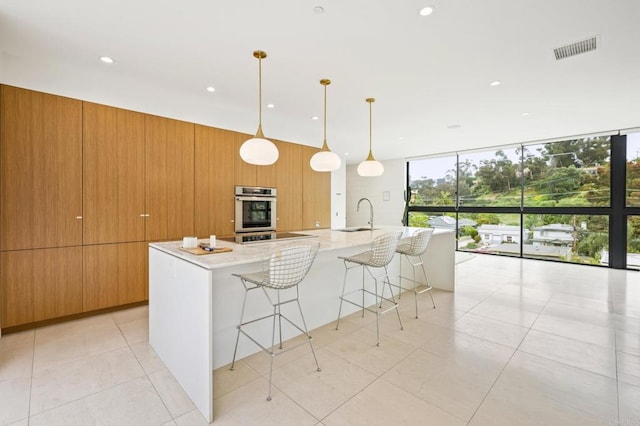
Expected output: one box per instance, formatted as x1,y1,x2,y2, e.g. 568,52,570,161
234,186,277,233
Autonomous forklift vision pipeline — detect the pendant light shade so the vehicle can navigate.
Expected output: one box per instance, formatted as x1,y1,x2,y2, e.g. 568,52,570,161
357,98,384,177
240,50,279,166
310,79,341,172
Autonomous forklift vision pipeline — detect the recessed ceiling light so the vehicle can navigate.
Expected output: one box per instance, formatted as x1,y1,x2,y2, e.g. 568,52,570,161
266,103,275,108
311,116,319,120
100,56,114,64
206,86,215,93
447,124,462,129
489,80,502,86
419,6,435,16
344,152,349,156
399,137,405,143
313,6,325,14
521,112,530,117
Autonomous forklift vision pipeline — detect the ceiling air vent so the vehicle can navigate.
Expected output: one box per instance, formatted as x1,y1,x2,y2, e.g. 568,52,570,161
553,36,597,60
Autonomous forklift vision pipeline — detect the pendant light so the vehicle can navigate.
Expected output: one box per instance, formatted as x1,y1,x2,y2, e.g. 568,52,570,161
239,50,279,165
310,79,341,172
357,98,384,177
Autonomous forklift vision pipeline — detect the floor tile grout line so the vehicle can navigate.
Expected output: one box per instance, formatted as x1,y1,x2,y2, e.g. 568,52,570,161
465,288,550,425
111,310,176,422
27,374,149,422
27,330,36,426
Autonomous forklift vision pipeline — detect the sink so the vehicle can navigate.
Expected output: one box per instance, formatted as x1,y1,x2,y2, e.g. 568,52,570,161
336,227,378,232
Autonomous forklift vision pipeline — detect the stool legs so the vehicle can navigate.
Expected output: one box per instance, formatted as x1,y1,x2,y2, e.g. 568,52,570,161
336,261,403,346
399,254,436,318
231,280,321,401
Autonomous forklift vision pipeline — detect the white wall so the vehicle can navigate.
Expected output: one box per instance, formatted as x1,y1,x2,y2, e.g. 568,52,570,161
345,159,406,228
330,162,347,229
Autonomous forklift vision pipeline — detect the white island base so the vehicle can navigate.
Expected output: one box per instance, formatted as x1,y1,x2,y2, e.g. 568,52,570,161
149,227,454,423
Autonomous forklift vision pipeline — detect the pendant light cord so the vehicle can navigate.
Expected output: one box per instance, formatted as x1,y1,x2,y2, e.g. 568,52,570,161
369,100,372,154
258,55,262,128
323,82,327,144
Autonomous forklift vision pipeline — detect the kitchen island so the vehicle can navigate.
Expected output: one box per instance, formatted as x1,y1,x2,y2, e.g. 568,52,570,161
148,227,454,423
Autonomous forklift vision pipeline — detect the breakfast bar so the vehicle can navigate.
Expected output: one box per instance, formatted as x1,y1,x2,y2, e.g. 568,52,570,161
148,227,455,423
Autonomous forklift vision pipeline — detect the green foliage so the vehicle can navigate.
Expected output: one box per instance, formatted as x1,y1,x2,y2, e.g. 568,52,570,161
408,212,431,228
475,213,500,225
462,226,478,238
577,233,608,258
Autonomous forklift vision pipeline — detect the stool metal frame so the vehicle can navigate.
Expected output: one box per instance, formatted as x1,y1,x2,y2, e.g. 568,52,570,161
230,240,321,401
392,228,436,318
335,231,403,346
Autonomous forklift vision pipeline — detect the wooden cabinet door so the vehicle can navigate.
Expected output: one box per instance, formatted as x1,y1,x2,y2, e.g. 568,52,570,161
274,140,302,231
233,132,257,186
83,242,148,311
194,125,236,237
83,102,145,244
145,115,194,241
1,247,82,327
301,146,331,229
0,86,82,250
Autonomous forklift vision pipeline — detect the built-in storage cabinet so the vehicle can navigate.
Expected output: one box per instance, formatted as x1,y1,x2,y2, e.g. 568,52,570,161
0,85,331,330
1,247,83,327
301,146,332,229
194,125,236,237
0,86,83,251
274,140,303,232
83,102,146,244
83,242,148,311
145,115,195,241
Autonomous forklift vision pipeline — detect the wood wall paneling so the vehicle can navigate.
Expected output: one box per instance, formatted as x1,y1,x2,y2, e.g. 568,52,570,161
145,115,195,241
83,102,145,244
0,86,82,250
194,125,236,237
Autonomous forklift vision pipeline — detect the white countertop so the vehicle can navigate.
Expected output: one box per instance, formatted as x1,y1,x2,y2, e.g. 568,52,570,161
149,227,453,270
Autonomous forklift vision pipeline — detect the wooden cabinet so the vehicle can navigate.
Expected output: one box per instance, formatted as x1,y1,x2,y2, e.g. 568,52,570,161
145,115,195,241
83,242,148,311
1,247,82,327
0,86,82,250
0,85,334,330
301,146,331,229
83,102,145,244
274,140,302,231
194,125,236,237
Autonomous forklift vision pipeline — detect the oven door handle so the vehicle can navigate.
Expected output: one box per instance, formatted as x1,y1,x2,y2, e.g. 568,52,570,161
236,196,275,202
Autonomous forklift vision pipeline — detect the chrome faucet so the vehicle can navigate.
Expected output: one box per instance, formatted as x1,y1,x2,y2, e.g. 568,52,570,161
357,197,374,231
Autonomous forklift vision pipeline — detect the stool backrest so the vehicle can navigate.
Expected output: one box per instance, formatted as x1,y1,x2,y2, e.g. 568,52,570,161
406,228,434,256
263,240,320,289
369,231,402,267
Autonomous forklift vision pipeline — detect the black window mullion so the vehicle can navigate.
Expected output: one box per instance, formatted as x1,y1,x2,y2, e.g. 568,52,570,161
610,134,627,268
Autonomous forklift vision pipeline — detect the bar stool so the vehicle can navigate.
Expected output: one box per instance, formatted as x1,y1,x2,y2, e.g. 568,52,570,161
395,228,436,318
335,231,403,346
230,240,321,401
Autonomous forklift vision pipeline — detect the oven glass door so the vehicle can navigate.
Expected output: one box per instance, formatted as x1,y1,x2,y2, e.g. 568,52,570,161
235,197,276,232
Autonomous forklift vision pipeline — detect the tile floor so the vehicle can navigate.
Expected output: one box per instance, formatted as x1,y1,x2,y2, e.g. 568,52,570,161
1,253,639,425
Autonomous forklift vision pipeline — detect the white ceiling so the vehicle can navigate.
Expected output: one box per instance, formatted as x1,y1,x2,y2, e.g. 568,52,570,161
1,0,640,163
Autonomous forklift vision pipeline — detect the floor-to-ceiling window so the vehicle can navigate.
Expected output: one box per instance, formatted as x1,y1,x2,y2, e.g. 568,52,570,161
407,132,639,269
625,132,640,269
